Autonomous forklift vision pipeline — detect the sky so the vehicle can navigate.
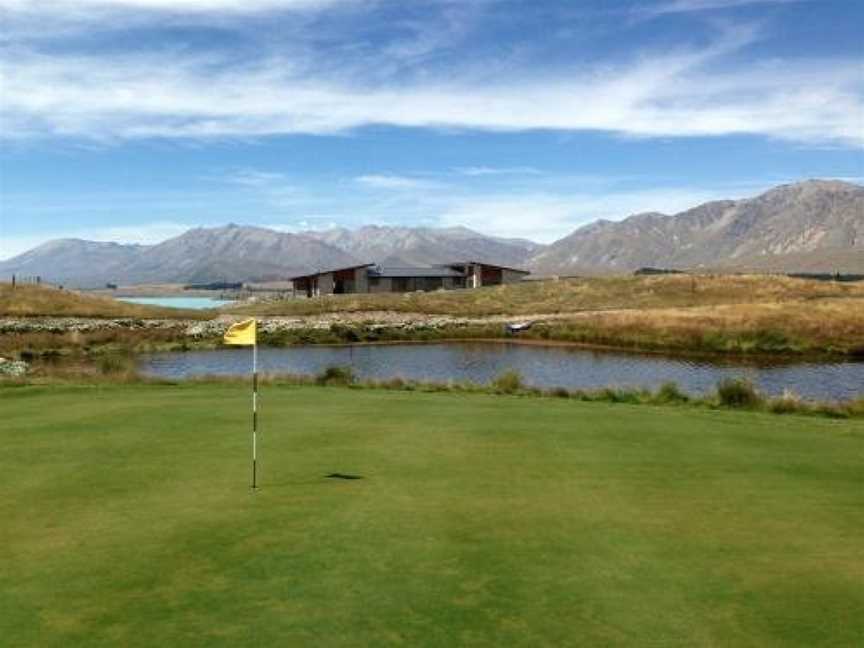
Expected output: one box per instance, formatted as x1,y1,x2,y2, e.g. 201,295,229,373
0,0,862,259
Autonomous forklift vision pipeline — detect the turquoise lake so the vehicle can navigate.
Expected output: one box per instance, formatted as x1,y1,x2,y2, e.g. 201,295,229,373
117,296,234,309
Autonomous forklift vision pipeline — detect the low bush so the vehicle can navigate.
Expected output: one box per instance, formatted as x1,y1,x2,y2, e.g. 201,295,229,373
654,381,690,404
716,378,762,408
768,389,803,414
316,366,356,386
97,353,137,375
492,370,523,394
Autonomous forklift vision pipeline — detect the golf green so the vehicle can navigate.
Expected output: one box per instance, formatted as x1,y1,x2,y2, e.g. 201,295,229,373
1,383,862,646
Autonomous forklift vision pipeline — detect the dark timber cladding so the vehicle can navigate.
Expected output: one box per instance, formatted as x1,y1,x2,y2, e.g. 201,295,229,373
289,261,529,296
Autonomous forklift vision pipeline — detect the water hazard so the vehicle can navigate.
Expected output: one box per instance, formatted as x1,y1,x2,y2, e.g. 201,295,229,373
138,342,864,402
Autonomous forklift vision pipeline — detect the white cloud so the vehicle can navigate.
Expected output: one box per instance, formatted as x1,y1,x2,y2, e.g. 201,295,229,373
455,166,541,177
0,0,353,14
642,0,805,16
355,175,443,190
1,24,860,147
223,168,291,187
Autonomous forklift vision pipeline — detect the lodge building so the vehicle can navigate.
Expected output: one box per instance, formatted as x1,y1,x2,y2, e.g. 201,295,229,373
290,261,529,297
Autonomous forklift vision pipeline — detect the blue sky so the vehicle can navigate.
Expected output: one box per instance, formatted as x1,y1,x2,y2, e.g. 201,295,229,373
0,0,862,258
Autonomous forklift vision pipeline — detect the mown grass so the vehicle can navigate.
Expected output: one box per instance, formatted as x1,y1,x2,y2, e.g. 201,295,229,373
0,283,210,319
1,383,862,646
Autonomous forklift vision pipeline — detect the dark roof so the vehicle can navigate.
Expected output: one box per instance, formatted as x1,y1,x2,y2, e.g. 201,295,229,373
288,263,374,281
440,261,531,275
369,266,465,279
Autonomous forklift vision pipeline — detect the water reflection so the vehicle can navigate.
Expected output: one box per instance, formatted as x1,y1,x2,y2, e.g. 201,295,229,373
139,342,864,402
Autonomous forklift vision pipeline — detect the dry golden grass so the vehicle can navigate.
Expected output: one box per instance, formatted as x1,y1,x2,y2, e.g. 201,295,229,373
0,283,209,319
544,300,864,355
235,274,864,317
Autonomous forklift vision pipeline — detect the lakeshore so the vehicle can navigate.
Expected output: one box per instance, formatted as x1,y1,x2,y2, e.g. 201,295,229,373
4,275,864,359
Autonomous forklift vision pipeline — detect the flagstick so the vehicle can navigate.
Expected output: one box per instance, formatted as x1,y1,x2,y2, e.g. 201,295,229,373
252,341,258,490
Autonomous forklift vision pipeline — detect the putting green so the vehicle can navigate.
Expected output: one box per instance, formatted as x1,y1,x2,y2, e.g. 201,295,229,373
1,383,862,646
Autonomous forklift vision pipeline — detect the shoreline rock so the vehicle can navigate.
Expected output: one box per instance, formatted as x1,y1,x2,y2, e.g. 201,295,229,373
1,312,549,338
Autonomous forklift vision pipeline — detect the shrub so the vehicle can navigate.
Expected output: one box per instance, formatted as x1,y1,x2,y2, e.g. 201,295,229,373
599,388,643,404
548,386,571,399
768,389,803,414
381,377,406,390
492,370,523,394
316,366,356,386
846,397,864,417
98,353,136,375
655,381,689,404
716,378,761,408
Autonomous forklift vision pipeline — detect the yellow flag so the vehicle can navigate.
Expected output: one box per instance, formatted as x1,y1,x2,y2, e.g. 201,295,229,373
224,318,257,346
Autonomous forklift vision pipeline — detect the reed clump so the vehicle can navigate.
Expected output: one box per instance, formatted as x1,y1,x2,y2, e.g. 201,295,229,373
6,358,861,420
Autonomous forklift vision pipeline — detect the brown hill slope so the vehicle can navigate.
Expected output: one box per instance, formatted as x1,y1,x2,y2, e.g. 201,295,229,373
529,180,864,274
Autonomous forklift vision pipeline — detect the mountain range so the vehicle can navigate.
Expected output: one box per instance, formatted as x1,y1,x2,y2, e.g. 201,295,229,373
1,179,861,287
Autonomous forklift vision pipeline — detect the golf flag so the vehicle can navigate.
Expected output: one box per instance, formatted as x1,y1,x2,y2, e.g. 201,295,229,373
224,318,257,346
224,318,260,489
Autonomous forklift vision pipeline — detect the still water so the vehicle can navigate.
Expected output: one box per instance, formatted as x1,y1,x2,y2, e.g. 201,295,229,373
118,297,233,309
138,342,864,402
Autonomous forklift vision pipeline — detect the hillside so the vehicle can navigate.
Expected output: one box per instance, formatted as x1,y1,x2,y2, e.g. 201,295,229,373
0,283,208,319
0,225,358,288
234,273,864,317
530,180,864,275
0,225,533,288
717,247,864,274
305,225,540,267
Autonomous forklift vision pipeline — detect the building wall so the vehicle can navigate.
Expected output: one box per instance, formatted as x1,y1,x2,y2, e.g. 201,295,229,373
470,264,482,288
501,269,528,284
368,277,392,293
354,267,369,294
368,276,462,293
297,265,523,297
318,272,335,295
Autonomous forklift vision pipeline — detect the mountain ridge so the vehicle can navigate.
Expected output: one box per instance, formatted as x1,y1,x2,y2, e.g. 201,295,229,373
2,179,861,286
530,179,863,275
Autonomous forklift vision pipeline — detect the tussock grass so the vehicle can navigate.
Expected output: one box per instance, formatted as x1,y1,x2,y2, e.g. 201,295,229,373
235,274,864,317
4,277,863,357
0,283,209,319
0,329,213,359
231,274,864,356
12,362,862,420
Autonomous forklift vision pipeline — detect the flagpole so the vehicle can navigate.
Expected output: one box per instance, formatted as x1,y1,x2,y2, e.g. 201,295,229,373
252,339,258,490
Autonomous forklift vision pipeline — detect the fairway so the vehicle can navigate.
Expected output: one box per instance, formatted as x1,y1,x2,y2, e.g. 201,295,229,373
1,384,862,646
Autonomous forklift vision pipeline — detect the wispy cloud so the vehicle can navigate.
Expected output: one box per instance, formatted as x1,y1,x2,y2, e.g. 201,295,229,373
355,174,443,190
223,168,291,188
0,0,355,14
455,166,542,177
2,22,859,147
640,0,806,17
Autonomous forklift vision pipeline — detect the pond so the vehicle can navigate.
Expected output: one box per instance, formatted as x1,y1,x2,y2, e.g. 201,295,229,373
138,342,864,403
117,296,233,309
